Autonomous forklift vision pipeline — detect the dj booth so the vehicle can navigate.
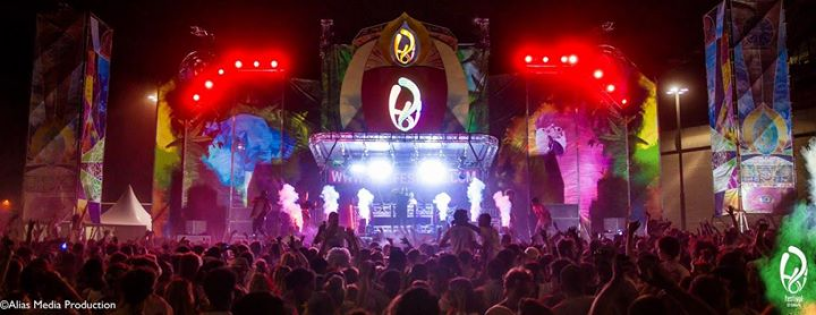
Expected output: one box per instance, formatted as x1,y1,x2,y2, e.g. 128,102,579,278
370,203,435,224
368,203,436,233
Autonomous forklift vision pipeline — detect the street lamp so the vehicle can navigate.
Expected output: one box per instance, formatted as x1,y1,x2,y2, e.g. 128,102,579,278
666,85,688,230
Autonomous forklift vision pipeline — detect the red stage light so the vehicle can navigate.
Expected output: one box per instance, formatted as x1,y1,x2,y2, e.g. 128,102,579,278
192,94,200,102
218,69,225,75
234,60,243,68
204,80,214,89
621,99,628,105
542,56,549,63
593,69,604,79
606,84,616,92
271,60,279,68
568,55,578,64
524,55,533,63
253,60,260,68
560,55,568,63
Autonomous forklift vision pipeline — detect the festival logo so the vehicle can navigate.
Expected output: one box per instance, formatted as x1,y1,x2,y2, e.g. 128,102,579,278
392,23,418,66
388,77,422,132
780,245,807,295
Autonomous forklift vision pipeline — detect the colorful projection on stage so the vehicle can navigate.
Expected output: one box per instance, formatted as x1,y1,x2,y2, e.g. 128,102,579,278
24,10,112,222
704,0,795,214
493,68,661,230
201,114,294,190
152,80,315,236
388,77,423,131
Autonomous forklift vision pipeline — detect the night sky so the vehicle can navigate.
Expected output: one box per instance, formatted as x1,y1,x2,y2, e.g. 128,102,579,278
0,0,805,205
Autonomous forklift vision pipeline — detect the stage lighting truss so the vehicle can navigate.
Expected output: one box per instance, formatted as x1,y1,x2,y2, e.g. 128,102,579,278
187,55,285,107
309,132,499,176
522,45,630,108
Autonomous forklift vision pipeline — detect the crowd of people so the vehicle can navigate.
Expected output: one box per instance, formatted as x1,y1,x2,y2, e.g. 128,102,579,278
0,208,783,315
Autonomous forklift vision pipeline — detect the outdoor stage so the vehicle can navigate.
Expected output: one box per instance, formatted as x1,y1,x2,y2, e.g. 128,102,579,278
308,132,498,234
144,13,664,241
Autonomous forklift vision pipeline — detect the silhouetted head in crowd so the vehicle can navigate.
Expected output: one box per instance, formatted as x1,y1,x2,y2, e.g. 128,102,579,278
657,236,682,262
327,247,352,270
503,267,535,300
453,209,469,224
386,287,440,315
559,264,583,297
447,277,483,314
478,213,492,227
519,298,552,315
628,295,666,315
285,268,316,303
487,259,506,282
164,278,195,315
328,212,340,227
381,269,403,298
204,267,237,311
323,275,346,310
690,275,729,314
556,238,576,260
232,291,285,315
120,268,156,309
305,291,336,315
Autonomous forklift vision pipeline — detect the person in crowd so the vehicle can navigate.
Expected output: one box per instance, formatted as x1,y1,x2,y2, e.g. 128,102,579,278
486,267,536,315
203,267,238,315
657,235,690,284
164,278,196,315
440,210,477,255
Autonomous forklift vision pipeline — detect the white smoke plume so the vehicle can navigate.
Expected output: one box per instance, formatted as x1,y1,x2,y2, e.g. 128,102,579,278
803,137,816,204
433,193,452,221
278,184,303,232
320,185,340,216
357,188,374,222
493,191,512,228
467,178,486,221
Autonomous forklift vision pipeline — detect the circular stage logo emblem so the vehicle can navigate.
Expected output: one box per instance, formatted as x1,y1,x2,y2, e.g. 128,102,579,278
389,77,422,132
392,23,418,66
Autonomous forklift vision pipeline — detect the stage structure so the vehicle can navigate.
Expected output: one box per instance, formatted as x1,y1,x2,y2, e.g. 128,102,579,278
152,44,322,238
23,7,113,224
315,14,497,233
704,0,795,217
500,44,663,236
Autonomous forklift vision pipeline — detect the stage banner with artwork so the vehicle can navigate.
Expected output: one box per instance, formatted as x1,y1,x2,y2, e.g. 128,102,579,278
24,9,112,222
78,14,113,218
327,14,488,134
705,0,794,214
704,2,741,216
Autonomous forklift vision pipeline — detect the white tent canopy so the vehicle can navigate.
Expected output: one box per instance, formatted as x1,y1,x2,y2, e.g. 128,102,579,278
101,185,152,230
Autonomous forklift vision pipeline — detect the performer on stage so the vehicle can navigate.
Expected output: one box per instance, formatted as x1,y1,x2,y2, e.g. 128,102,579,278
251,190,272,237
393,187,410,230
531,197,552,234
299,192,312,228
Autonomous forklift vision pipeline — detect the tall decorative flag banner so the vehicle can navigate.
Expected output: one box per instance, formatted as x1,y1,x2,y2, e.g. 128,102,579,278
24,8,112,222
78,15,113,221
704,0,794,215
